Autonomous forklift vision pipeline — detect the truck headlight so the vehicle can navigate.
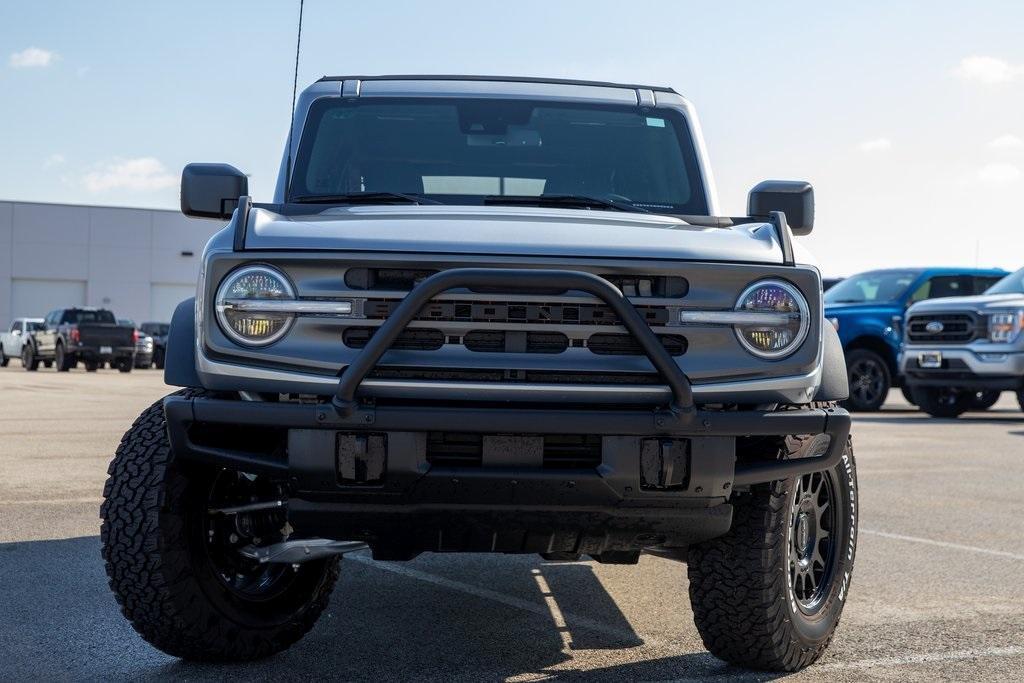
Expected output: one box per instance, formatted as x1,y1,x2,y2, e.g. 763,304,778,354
215,265,296,346
988,310,1024,344
734,280,809,359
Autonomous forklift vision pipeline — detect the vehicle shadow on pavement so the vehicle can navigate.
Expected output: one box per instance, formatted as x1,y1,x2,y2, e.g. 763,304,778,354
853,413,1023,425
0,535,776,681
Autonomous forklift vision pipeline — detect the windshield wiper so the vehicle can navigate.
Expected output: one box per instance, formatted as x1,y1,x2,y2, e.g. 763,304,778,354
290,191,441,206
483,194,650,214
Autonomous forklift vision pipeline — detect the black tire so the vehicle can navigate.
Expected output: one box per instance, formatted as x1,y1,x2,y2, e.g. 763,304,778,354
688,431,858,672
1016,389,1024,412
968,390,1001,411
101,391,339,661
85,360,99,372
0,346,8,367
900,385,916,406
55,343,74,372
116,357,133,373
911,386,971,418
22,344,39,371
153,348,165,370
842,349,890,412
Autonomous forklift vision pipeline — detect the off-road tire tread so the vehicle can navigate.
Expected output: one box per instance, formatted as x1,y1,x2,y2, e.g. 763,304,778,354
688,403,853,672
100,389,339,661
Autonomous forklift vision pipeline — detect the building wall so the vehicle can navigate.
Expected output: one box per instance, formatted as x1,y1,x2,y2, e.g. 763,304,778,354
0,200,224,329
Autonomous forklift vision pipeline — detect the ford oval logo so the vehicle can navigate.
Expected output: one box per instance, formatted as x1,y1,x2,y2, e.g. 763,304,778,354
925,321,945,334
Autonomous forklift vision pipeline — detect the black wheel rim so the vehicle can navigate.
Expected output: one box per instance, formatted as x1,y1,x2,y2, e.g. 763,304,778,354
202,471,296,601
849,358,885,405
789,471,838,613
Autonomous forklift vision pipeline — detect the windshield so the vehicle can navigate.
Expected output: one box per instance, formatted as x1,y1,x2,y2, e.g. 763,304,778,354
985,267,1024,295
824,270,919,304
290,98,708,215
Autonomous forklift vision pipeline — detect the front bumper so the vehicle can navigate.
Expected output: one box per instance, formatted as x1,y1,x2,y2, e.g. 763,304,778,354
901,347,1024,391
164,395,849,555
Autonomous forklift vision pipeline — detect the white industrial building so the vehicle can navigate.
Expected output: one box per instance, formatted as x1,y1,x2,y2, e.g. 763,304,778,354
0,200,223,330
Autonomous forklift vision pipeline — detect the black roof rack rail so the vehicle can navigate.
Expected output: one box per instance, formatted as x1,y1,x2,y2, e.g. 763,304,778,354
316,74,678,94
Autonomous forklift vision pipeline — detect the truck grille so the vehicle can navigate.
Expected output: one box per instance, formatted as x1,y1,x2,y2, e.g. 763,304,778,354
907,313,983,343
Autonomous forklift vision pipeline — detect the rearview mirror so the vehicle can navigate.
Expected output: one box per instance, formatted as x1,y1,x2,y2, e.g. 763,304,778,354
181,163,248,220
747,180,814,236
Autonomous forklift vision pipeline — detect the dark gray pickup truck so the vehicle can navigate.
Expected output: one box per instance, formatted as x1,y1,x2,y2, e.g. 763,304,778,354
100,76,856,672
26,307,136,372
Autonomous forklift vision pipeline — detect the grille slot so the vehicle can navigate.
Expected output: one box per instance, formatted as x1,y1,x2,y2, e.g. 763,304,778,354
345,268,438,290
463,330,570,354
587,333,687,356
426,433,601,469
342,327,445,351
907,313,983,343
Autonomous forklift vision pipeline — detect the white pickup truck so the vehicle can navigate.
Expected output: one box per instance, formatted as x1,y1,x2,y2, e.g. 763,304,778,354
0,318,45,368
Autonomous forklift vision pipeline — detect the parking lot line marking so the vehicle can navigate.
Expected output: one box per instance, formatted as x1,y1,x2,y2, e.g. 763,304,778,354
349,554,658,646
819,645,1024,670
0,497,103,506
862,529,1024,561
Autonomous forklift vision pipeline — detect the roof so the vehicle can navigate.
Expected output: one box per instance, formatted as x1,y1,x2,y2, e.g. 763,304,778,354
316,74,678,94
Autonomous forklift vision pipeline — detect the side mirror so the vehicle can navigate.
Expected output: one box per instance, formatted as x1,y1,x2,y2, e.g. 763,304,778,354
181,163,248,220
747,180,814,236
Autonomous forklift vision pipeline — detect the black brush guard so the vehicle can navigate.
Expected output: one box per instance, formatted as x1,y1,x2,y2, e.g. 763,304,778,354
167,268,849,486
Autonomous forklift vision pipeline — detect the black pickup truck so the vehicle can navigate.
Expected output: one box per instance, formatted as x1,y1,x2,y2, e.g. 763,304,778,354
25,307,136,372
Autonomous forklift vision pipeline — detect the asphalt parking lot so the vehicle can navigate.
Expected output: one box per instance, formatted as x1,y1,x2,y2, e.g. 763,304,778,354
1,366,1022,681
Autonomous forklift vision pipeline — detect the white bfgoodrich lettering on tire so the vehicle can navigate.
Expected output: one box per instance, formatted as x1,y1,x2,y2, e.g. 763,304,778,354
838,451,857,601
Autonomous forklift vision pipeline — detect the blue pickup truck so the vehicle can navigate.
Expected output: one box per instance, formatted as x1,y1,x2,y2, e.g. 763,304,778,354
824,267,1007,410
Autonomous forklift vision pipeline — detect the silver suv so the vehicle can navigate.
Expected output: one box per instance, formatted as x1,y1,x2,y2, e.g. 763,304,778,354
902,266,1024,417
99,76,856,672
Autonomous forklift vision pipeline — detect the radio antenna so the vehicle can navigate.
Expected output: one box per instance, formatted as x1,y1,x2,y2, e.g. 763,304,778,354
284,0,305,202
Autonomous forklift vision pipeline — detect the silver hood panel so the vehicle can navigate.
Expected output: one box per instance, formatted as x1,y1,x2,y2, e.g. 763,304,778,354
245,205,784,263
908,293,1024,314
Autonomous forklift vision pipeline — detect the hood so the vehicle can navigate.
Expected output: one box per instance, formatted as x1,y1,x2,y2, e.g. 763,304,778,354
824,301,902,316
907,292,1024,315
244,205,786,263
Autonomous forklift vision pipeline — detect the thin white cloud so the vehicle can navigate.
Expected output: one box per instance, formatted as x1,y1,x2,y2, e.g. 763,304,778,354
858,138,892,153
952,55,1024,84
9,47,57,68
977,163,1022,186
988,134,1024,151
82,157,177,193
43,153,66,168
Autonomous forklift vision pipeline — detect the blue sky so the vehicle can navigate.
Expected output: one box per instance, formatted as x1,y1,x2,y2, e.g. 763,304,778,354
2,1,1023,275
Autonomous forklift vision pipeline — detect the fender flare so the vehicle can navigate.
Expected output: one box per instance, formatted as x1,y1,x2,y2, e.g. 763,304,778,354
164,297,202,388
814,322,849,402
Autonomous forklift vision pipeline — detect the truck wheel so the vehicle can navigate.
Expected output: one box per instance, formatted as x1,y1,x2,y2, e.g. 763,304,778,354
1016,390,1024,412
912,387,971,418
842,349,889,412
22,345,39,371
101,390,340,661
154,349,165,370
55,343,74,372
116,357,133,373
900,386,916,406
85,360,99,372
688,434,857,672
0,347,8,367
969,390,1001,411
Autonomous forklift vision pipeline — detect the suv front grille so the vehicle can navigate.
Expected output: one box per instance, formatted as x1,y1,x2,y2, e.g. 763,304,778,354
364,299,670,326
907,313,984,343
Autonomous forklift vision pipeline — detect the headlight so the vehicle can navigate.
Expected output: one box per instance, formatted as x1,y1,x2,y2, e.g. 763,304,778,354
215,265,296,346
988,310,1024,343
733,280,809,359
